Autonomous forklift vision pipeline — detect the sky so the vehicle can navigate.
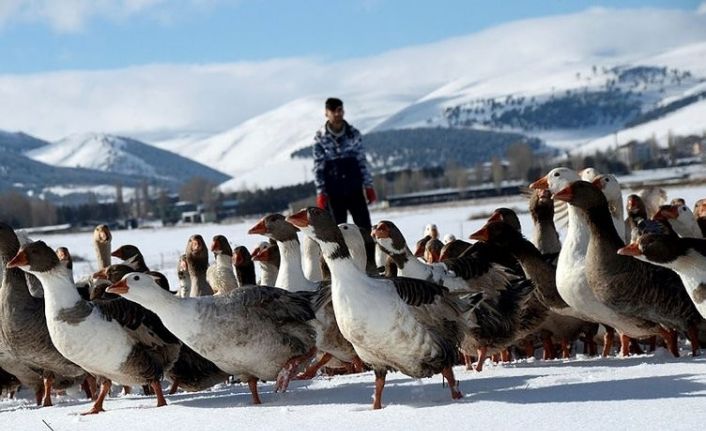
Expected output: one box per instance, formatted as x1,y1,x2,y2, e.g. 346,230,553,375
0,0,703,74
0,1,704,143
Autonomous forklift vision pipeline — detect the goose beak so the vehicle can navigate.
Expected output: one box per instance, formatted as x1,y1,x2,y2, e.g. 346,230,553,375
248,217,267,235
234,250,244,266
617,242,642,256
529,176,549,190
591,178,604,189
110,249,123,258
487,211,503,223
105,279,129,295
286,210,309,228
413,243,425,257
7,250,28,268
469,225,490,242
93,268,108,280
210,240,221,253
553,185,573,202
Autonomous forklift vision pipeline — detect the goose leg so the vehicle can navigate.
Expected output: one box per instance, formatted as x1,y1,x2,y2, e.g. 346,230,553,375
602,326,615,356
247,377,262,405
276,347,317,392
648,336,657,352
542,336,556,360
150,381,167,407
372,369,386,410
561,338,571,359
474,347,487,372
168,379,180,395
464,353,473,371
687,324,701,356
500,348,511,363
658,328,679,357
351,356,365,373
82,379,111,415
41,374,54,407
441,367,463,400
34,386,43,406
297,352,332,380
619,334,631,357
524,339,535,358
81,374,97,400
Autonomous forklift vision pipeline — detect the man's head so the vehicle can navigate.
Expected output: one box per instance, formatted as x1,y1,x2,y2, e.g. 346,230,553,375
325,97,344,127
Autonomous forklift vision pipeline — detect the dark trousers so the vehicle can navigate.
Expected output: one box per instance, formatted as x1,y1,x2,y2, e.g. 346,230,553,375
327,189,372,231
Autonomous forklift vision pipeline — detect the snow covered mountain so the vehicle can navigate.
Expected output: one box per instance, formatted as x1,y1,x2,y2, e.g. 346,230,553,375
148,7,706,191
26,133,230,186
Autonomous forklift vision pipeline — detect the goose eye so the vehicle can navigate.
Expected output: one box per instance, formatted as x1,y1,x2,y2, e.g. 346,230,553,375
133,275,139,281
605,178,610,182
553,172,560,177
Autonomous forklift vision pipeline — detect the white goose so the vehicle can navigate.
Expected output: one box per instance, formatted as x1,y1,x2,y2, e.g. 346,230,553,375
8,240,181,414
286,207,479,409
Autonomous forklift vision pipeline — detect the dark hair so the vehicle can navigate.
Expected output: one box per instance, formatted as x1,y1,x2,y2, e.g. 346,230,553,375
325,97,343,111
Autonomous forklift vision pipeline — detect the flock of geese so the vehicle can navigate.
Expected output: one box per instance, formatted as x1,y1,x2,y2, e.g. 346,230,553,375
1,166,706,414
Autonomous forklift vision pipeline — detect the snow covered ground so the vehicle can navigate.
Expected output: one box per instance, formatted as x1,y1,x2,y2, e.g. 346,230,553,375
3,181,706,429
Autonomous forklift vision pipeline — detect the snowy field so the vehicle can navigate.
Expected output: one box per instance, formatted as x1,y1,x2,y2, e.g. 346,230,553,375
3,181,706,430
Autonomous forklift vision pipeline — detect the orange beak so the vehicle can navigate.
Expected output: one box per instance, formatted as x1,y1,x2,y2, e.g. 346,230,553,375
248,217,267,235
110,249,123,258
234,250,244,266
553,185,573,203
210,239,221,252
617,242,642,256
529,176,549,190
591,178,604,189
469,225,490,242
285,210,308,228
105,279,129,295
7,250,28,268
93,268,108,280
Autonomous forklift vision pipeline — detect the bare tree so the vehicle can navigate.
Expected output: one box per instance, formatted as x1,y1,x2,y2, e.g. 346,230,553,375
491,157,504,192
506,141,534,181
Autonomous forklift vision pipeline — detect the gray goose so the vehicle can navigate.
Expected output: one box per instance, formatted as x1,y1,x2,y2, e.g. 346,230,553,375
106,273,317,405
9,241,181,414
233,246,256,286
93,264,227,394
111,244,150,272
176,254,191,298
251,240,280,286
555,181,703,356
287,207,480,409
185,235,214,297
0,223,88,407
207,235,238,295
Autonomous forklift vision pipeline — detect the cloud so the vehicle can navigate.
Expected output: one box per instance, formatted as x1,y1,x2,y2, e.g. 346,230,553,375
0,0,216,32
698,2,706,15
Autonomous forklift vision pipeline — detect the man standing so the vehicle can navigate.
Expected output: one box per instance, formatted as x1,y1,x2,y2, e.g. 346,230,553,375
312,97,377,230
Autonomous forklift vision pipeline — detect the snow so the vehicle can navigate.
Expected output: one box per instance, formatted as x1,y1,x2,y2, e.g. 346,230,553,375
3,181,706,428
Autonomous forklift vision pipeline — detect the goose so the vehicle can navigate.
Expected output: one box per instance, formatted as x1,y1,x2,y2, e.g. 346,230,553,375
638,186,668,219
185,235,214,297
251,241,280,286
248,214,360,377
176,254,191,298
0,224,88,407
655,204,703,238
414,235,431,259
443,234,456,244
554,181,702,356
530,168,628,356
439,239,472,261
694,199,706,237
619,233,706,320
106,273,317,404
372,219,533,371
93,225,112,270
206,235,238,295
287,207,480,409
424,238,444,263
233,245,256,286
8,240,181,414
93,264,227,395
111,244,149,272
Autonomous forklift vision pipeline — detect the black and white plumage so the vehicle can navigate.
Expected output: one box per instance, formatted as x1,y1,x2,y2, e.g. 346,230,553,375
287,207,481,409
8,241,180,414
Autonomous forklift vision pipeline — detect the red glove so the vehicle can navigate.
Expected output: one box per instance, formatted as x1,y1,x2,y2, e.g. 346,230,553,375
316,193,328,209
365,187,377,204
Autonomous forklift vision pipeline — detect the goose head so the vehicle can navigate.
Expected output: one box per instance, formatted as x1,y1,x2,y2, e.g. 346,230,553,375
470,220,523,250
286,207,346,251
106,272,165,304
210,235,233,257
248,214,299,242
694,199,706,219
487,207,521,232
251,241,280,266
530,167,580,195
626,194,647,220
370,220,408,256
424,238,444,263
617,233,685,267
413,235,430,257
232,245,251,267
438,239,471,261
55,247,73,270
529,189,554,224
424,224,439,240
338,223,367,271
93,224,112,244
592,174,621,205
7,241,61,275
0,222,21,262
553,180,607,211
579,167,600,181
